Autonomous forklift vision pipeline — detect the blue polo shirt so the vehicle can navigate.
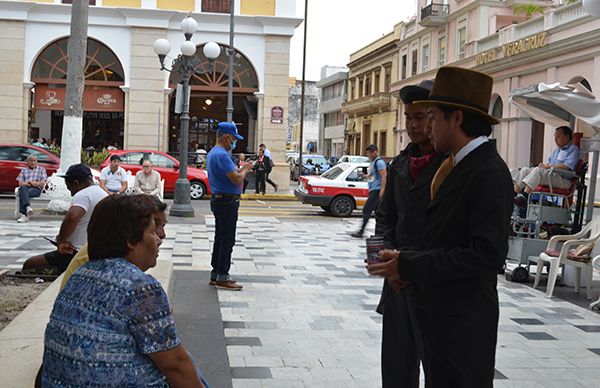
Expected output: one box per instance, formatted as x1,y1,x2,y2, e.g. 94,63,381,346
548,142,580,170
207,145,240,195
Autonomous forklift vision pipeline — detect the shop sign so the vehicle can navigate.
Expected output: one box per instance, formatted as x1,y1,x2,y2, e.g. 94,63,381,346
35,85,124,112
475,32,548,66
271,106,284,124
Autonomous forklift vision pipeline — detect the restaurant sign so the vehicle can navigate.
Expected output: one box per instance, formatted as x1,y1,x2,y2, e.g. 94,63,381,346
34,85,124,112
476,32,548,66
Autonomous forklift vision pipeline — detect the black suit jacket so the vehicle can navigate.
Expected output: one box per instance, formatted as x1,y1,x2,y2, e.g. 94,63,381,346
375,143,446,313
397,141,513,315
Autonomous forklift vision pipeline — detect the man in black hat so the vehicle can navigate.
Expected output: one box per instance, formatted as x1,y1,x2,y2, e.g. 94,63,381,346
21,164,108,275
374,79,445,387
368,67,513,388
350,144,387,238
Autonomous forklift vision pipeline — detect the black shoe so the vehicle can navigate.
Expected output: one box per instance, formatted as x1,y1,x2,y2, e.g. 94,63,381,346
514,193,527,208
350,231,363,238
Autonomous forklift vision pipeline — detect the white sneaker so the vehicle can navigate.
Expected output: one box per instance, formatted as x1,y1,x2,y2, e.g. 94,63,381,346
17,215,29,223
26,206,33,217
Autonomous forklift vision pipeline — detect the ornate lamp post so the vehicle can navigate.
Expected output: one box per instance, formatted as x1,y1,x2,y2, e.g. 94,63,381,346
153,17,220,217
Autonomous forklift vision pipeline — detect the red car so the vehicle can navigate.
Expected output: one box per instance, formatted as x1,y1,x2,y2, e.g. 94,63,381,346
100,150,211,199
0,144,60,193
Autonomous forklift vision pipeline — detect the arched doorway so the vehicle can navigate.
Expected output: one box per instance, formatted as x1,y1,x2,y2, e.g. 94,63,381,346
168,43,259,155
30,37,125,149
568,76,592,92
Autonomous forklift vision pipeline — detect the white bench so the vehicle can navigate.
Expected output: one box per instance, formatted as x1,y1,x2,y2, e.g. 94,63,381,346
14,170,164,219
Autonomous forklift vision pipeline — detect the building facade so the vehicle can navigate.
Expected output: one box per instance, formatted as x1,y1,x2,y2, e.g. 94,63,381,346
316,65,348,159
287,77,319,152
0,0,301,189
342,22,401,158
390,0,599,175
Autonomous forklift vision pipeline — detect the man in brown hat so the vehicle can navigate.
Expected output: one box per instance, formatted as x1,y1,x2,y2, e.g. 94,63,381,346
368,67,513,388
375,79,445,387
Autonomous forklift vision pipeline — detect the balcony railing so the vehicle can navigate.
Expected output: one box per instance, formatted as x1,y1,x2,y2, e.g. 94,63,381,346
420,3,450,27
421,3,450,19
342,93,391,116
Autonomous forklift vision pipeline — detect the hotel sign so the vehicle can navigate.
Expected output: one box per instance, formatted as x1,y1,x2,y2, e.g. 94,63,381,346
476,32,548,65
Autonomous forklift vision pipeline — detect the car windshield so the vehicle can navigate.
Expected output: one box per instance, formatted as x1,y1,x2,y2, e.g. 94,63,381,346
347,156,369,163
303,155,327,165
321,166,344,180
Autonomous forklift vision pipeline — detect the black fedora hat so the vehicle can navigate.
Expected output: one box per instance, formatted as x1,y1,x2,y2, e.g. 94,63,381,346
399,79,433,104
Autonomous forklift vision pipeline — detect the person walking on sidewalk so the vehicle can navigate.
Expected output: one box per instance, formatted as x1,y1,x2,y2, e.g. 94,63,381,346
253,149,270,195
15,154,47,223
375,80,445,387
259,143,278,192
237,153,249,193
367,67,514,388
207,122,254,291
351,144,387,238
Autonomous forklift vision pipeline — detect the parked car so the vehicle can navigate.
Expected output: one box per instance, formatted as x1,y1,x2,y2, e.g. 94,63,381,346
287,154,331,181
0,144,60,193
100,150,210,199
294,162,370,217
336,155,369,164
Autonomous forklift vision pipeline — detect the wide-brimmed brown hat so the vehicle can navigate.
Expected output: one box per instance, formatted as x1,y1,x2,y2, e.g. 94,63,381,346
414,67,499,125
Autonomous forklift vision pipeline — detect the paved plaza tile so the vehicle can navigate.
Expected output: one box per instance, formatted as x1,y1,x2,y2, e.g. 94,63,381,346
1,217,600,387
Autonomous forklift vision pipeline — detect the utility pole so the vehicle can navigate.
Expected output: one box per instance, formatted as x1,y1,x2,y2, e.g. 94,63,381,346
298,0,308,177
60,0,89,172
226,0,235,122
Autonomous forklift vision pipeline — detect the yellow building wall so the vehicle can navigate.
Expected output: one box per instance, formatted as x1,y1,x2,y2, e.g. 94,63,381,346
241,0,275,16
103,0,141,7
156,0,194,12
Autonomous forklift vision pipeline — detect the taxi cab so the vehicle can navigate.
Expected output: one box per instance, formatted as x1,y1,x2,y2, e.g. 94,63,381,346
294,162,370,217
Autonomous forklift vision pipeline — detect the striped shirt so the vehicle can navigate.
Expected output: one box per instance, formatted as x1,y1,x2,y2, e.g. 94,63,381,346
16,165,47,184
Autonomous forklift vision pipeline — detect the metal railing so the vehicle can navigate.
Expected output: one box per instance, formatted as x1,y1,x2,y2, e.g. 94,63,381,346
421,3,450,19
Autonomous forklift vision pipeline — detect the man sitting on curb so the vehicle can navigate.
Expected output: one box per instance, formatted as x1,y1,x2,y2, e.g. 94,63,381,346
15,154,47,223
21,164,107,275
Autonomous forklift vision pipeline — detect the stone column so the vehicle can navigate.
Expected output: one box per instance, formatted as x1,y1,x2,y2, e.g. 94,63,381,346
260,35,291,190
0,20,26,143
127,27,168,150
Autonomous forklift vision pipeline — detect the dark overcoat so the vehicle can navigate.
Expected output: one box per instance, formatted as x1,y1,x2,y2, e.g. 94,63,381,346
397,141,514,388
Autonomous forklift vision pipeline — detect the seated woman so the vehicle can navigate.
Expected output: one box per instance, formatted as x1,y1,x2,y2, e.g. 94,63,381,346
42,195,208,387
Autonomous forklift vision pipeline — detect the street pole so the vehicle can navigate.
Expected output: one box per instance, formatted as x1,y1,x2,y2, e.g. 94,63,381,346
153,18,220,217
298,0,308,176
226,0,235,122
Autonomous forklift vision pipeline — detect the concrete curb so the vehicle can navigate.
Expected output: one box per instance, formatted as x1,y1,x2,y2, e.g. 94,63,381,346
241,193,297,201
0,260,173,387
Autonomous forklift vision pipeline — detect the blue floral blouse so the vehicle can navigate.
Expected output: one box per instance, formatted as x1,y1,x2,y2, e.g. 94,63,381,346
42,258,179,387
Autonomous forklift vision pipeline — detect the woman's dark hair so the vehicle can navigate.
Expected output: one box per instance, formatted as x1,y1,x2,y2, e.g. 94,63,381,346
439,105,493,137
87,195,157,260
556,125,573,140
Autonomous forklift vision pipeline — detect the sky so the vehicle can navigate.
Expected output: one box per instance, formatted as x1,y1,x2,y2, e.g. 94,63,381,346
289,0,417,81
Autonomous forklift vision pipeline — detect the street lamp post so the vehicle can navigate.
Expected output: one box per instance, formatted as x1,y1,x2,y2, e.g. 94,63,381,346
153,17,220,217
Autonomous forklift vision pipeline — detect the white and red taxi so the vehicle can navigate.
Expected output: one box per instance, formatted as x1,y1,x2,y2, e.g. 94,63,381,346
294,162,370,217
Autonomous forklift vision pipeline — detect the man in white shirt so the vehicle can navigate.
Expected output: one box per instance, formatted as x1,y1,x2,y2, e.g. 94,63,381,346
21,164,108,275
100,154,128,195
134,159,162,198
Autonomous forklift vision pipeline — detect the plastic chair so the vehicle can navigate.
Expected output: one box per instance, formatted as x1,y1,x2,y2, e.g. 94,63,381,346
590,256,600,310
533,219,600,299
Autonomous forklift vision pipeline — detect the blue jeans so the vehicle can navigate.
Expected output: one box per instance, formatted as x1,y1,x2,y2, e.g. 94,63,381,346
210,196,240,282
18,186,41,215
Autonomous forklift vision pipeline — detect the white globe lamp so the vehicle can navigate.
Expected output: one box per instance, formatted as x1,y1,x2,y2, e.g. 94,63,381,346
203,41,221,60
152,38,170,56
180,41,197,57
181,17,198,36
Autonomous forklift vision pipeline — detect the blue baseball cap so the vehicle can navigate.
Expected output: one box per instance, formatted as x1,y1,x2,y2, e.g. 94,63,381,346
217,121,244,140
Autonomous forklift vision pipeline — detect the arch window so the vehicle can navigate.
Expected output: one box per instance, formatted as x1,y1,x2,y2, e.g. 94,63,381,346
32,38,124,86
169,44,258,93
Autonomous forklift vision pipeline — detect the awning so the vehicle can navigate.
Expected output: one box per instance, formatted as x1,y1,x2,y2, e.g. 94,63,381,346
509,82,600,136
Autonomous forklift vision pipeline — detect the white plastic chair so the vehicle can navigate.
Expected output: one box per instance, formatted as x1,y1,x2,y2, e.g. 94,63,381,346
533,219,600,300
590,256,600,310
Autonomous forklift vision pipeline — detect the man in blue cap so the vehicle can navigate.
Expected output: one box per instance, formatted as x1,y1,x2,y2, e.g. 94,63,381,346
206,122,253,290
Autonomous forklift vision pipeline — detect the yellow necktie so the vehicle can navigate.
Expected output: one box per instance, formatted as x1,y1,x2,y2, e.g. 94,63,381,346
430,156,454,200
